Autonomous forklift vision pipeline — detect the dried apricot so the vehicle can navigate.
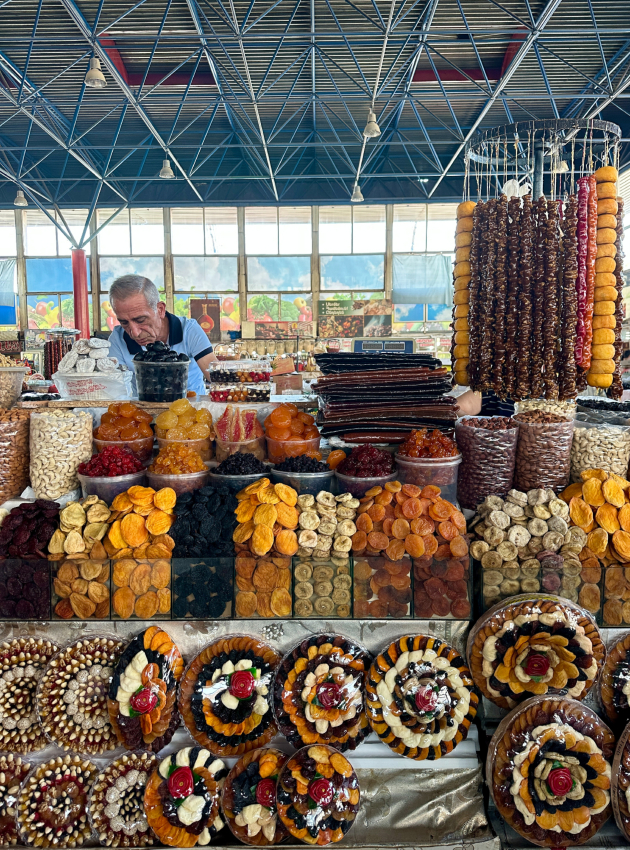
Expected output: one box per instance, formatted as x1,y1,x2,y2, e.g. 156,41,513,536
384,480,402,492
449,536,468,558
352,530,368,551
153,487,176,511
422,535,438,557
582,478,605,507
438,521,458,540
382,518,394,537
130,563,152,595
420,485,441,499
434,543,452,560
428,499,454,521
391,518,410,539
276,529,298,556
135,591,159,619
367,532,389,550
619,504,630,532
385,539,406,561
401,484,421,497
390,573,411,590
367,504,386,522
596,502,620,533
150,560,170,589
401,498,422,518
113,586,135,619
374,490,394,506
411,516,434,535
356,513,374,533
404,534,425,557
121,513,149,548
603,477,625,508
450,510,467,532
569,496,594,529
357,500,374,514
395,491,407,505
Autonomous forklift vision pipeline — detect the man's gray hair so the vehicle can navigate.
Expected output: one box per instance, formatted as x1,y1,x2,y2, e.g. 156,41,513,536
110,275,160,312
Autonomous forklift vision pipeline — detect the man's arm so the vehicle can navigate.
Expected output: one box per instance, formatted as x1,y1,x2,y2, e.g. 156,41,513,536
107,329,128,364
454,389,483,416
197,351,218,379
185,321,218,381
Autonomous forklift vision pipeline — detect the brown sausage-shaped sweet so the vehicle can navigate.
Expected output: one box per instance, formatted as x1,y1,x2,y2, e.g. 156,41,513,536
467,201,485,390
530,196,547,399
543,199,561,399
504,196,521,398
492,195,508,397
478,199,497,390
559,194,579,401
515,195,534,400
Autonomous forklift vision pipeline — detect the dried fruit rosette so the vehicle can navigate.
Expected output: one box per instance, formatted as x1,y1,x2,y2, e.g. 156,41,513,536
488,696,614,847
179,636,279,757
467,594,605,710
598,632,630,730
222,747,288,845
0,754,30,846
107,626,183,753
277,744,360,845
612,721,630,841
365,634,478,760
273,635,372,752
88,751,157,847
143,746,227,847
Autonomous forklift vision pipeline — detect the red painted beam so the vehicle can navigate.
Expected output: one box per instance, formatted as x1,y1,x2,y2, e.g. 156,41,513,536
413,67,501,82
98,36,215,87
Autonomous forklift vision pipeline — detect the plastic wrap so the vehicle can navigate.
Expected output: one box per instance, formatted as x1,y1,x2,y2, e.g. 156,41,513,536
599,632,630,730
273,634,372,752
277,745,360,845
466,593,605,709
107,626,183,753
143,748,226,847
576,176,590,366
30,409,93,500
560,194,579,399
515,194,534,400
222,748,289,846
53,368,133,401
0,409,30,503
513,412,574,491
88,751,158,847
36,634,125,755
365,634,478,761
0,755,30,846
177,635,279,756
487,695,614,847
570,419,630,481
455,416,519,510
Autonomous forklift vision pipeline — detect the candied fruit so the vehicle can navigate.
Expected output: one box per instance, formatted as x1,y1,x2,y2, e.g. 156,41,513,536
397,428,459,459
149,444,206,474
170,398,194,415
154,400,214,443
95,402,155,442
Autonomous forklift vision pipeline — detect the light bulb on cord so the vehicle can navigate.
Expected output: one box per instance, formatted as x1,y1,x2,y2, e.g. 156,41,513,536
159,159,175,179
351,185,364,203
363,109,380,138
85,58,106,89
13,189,27,207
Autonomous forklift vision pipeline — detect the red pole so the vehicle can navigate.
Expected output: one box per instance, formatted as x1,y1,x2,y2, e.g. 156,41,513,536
71,248,90,339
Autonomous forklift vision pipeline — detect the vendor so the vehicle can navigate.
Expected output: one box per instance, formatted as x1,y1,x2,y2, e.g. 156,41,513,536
107,275,217,396
456,389,515,417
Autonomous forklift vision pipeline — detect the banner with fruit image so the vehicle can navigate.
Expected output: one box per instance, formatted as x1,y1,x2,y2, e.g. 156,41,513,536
190,298,221,342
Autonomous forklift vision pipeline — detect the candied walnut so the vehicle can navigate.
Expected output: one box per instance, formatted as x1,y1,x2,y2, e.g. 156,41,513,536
69,592,96,619
135,591,159,618
113,586,135,619
129,563,152,595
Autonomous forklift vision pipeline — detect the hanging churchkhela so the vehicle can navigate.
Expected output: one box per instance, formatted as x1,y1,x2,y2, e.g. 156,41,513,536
452,164,624,400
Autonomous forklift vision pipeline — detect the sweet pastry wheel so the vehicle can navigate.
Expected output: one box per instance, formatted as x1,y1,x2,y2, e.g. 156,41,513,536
222,747,288,845
107,626,183,753
612,723,630,842
276,745,360,845
599,631,630,729
0,754,30,846
488,697,614,847
36,635,125,755
273,634,372,752
143,746,228,847
88,751,158,847
467,594,605,709
178,636,280,756
365,635,478,760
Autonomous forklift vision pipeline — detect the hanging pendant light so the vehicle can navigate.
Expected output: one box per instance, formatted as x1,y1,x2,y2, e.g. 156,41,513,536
13,189,27,207
85,57,106,89
363,109,381,138
351,185,364,203
159,159,175,179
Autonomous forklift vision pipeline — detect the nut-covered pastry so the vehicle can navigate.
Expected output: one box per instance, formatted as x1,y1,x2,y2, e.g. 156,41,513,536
488,697,613,846
143,747,227,847
88,751,157,847
365,635,478,760
179,636,279,757
467,595,604,709
107,627,183,753
599,632,630,729
0,754,30,846
222,748,288,845
277,745,360,845
37,635,125,755
273,635,371,752
0,636,59,753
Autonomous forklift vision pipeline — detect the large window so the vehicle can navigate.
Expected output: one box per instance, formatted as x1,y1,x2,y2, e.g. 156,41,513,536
25,209,91,257
0,212,17,326
245,208,311,255
171,208,238,255
97,208,164,256
99,256,164,332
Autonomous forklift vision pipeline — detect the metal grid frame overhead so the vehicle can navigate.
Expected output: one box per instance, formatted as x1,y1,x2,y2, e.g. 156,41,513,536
1,0,630,219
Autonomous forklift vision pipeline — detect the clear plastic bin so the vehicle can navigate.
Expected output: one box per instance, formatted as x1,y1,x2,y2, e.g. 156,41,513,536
157,436,213,462
266,435,320,464
77,470,146,502
334,469,397,498
271,468,335,495
93,431,154,463
146,469,209,496
134,359,190,402
215,435,265,463
208,471,267,492
0,367,28,408
395,455,462,505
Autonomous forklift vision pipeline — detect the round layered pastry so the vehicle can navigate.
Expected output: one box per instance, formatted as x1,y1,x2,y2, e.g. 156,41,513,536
89,751,158,847
0,636,59,753
273,635,371,752
599,632,630,730
0,754,30,846
488,697,614,847
612,723,630,841
37,635,125,755
365,635,478,760
108,627,183,753
467,595,604,710
277,745,360,845
222,747,288,845
179,637,279,757
144,746,227,847
16,755,99,848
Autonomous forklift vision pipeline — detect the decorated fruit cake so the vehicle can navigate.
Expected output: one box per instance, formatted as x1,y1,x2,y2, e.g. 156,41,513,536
0,754,30,846
273,635,372,752
222,747,288,845
467,595,604,709
277,745,360,845
488,696,613,847
179,636,279,757
599,631,630,730
143,746,227,847
107,627,183,753
365,635,478,760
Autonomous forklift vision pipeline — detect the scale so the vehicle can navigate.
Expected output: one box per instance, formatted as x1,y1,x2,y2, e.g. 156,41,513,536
352,338,415,354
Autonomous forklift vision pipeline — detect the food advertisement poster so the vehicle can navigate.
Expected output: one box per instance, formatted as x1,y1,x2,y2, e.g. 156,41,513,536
254,321,315,339
190,298,221,342
318,298,392,337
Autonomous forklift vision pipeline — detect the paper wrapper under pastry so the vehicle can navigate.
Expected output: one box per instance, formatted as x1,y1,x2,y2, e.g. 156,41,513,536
487,695,614,847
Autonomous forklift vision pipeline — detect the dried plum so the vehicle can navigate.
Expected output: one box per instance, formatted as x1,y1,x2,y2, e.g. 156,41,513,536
0,560,51,619
171,560,232,619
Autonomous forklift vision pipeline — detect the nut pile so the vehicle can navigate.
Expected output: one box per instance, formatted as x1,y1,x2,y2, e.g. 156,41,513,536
112,559,171,620
30,410,93,500
172,559,233,618
57,337,119,374
0,754,30,846
48,496,114,560
354,556,411,617
562,469,630,565
37,636,125,754
0,409,31,504
88,752,157,847
104,486,176,560
234,555,292,618
52,559,110,620
0,499,60,560
570,423,630,482
294,560,352,617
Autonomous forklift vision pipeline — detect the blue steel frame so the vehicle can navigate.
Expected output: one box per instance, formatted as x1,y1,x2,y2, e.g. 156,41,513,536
0,0,629,218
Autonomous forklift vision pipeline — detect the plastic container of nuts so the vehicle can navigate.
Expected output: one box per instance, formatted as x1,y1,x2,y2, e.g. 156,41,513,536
570,418,630,482
30,409,93,500
0,367,28,408
0,409,31,503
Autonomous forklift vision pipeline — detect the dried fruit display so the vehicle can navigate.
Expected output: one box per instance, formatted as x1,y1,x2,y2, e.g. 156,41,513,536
601,566,630,626
107,627,183,753
0,499,60,560
52,558,110,620
103,486,176,561
48,495,112,560
263,404,320,463
88,751,158,847
37,635,125,755
365,635,478,760
488,696,613,846
143,748,227,847
94,402,154,460
467,595,604,710
608,194,625,398
78,445,143,477
336,444,394,477
170,485,237,558
0,559,51,620
599,632,630,730
154,398,214,444
112,559,171,620
413,554,471,619
0,754,30,846
273,634,372,752
451,200,475,386
222,748,288,845
234,555,292,619
17,755,99,848
612,722,630,842
179,636,280,756
397,428,459,458
149,444,206,474
172,559,233,619
0,636,59,754
276,745,360,845
353,556,411,618
233,478,301,559
216,405,266,462
294,558,352,618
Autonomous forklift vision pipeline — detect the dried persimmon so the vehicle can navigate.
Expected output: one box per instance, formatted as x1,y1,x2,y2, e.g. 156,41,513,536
367,532,389,550
385,539,406,561
404,534,425,557
449,536,468,558
438,521,458,540
391,518,410,539
423,535,438,557
356,513,373,533
367,504,386,522
401,498,422,518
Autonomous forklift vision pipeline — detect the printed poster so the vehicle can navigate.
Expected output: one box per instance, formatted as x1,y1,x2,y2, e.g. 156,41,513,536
190,298,221,343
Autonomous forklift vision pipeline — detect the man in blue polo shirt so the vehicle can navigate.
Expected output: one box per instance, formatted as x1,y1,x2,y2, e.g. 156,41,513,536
107,275,217,396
